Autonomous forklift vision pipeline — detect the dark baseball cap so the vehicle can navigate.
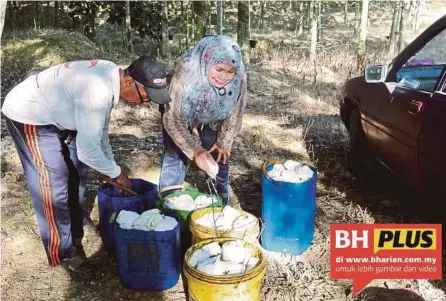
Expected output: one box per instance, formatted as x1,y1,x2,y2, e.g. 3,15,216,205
127,56,171,104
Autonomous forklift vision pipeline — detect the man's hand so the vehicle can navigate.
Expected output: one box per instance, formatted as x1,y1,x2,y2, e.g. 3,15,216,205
209,144,231,164
115,170,133,195
194,149,219,179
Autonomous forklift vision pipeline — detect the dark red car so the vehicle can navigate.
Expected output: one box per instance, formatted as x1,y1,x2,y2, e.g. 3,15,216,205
340,15,446,205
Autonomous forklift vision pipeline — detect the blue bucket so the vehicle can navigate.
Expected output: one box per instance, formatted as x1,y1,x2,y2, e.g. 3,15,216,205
260,160,317,255
115,212,181,291
98,178,158,253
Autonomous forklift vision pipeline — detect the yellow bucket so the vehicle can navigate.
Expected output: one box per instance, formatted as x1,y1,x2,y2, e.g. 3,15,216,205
183,238,266,301
189,207,260,245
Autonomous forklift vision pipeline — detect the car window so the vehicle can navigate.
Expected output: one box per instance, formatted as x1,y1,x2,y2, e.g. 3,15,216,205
395,28,446,92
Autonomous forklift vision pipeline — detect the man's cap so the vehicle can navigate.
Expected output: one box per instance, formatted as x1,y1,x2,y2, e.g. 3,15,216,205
127,56,170,104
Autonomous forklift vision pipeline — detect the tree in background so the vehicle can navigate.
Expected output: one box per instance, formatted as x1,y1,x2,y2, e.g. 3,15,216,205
259,0,265,34
410,0,423,32
125,0,133,53
0,0,7,41
310,0,318,59
344,0,349,23
237,0,249,50
317,0,322,42
388,1,399,56
160,0,169,57
388,0,407,56
357,0,369,61
217,0,223,34
397,0,405,53
193,1,205,40
296,1,304,36
1,0,435,63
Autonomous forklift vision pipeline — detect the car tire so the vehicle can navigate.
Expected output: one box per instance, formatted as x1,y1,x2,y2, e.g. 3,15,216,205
347,108,372,179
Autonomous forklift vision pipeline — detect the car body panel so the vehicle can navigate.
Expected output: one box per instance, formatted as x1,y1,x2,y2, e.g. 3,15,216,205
340,15,446,198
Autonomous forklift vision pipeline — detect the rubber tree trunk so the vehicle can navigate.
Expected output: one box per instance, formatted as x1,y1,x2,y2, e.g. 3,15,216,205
259,0,265,33
193,1,205,40
125,0,133,53
297,1,304,35
388,3,398,56
354,0,360,34
248,0,251,40
317,0,322,42
310,0,318,59
412,0,419,32
397,0,405,53
217,0,223,34
237,0,249,50
89,2,98,38
207,0,213,34
33,2,39,29
357,0,369,60
0,0,7,41
308,0,313,30
394,0,402,55
53,1,58,27
160,0,169,57
344,0,348,23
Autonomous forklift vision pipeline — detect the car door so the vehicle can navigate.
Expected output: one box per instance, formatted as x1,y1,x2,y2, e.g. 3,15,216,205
365,23,446,189
419,77,446,206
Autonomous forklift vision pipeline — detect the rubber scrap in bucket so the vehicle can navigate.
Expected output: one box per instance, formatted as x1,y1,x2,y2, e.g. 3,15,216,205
189,206,260,244
98,179,158,254
183,238,266,301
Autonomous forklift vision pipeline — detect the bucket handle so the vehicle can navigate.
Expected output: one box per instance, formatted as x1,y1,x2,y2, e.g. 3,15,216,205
216,216,261,241
109,211,117,223
235,252,255,289
257,218,265,241
206,177,220,238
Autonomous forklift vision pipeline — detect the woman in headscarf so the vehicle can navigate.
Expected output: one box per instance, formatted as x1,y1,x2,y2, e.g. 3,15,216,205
159,35,247,205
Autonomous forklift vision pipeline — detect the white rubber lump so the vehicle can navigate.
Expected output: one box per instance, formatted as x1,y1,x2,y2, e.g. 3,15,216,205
195,206,257,231
165,193,218,211
188,240,260,276
116,209,178,231
267,160,314,183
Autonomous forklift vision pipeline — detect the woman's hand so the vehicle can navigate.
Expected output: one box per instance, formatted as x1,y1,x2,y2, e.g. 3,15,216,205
194,149,219,179
209,144,231,164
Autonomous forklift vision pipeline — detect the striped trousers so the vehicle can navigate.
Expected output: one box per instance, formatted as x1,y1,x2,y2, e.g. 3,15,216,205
5,117,89,266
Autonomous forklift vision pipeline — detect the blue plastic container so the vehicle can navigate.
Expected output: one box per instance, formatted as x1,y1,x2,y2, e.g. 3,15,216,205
98,178,158,253
261,162,317,255
115,212,181,291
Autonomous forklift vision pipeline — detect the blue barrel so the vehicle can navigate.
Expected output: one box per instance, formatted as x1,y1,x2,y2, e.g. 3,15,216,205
261,161,317,255
98,178,158,253
115,212,181,291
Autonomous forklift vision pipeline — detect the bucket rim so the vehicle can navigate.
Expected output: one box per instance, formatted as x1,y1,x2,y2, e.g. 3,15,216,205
189,207,260,236
183,237,266,283
159,189,223,213
115,210,181,234
98,178,158,197
262,159,317,182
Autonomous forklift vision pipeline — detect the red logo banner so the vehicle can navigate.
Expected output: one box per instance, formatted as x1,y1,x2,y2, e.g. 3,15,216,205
330,224,442,296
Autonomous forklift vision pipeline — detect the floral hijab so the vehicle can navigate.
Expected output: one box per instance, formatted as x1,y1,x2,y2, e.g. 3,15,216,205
180,35,244,126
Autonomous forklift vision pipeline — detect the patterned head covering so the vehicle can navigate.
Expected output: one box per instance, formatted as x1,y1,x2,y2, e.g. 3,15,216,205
180,35,244,126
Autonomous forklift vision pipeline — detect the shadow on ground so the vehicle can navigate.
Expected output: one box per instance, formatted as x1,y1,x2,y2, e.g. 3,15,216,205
354,287,427,301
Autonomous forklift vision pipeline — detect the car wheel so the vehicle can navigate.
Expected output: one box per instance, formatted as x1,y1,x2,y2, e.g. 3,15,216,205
347,108,372,179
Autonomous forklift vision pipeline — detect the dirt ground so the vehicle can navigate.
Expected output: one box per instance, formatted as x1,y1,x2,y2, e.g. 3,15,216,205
2,64,445,300
2,8,446,301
